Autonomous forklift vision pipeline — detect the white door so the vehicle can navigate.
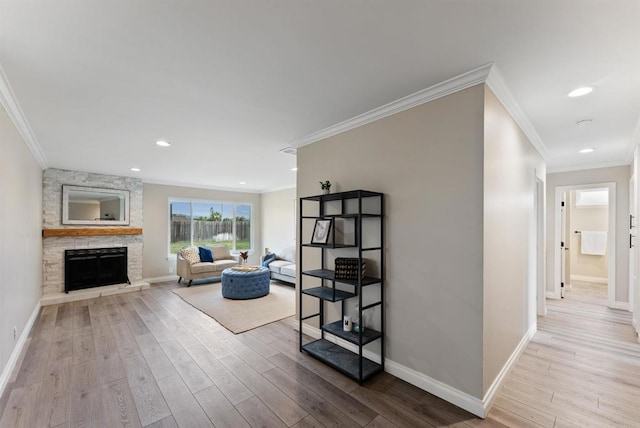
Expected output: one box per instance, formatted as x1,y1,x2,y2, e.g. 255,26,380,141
630,175,638,332
560,191,567,298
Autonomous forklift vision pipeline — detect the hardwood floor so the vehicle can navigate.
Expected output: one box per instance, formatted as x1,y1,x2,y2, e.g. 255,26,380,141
490,281,640,427
1,280,638,427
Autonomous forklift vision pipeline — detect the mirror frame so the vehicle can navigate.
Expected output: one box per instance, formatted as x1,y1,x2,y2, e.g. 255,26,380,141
62,185,130,226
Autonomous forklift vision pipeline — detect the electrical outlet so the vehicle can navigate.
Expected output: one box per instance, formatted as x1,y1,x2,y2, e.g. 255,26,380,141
168,266,174,274
13,327,17,341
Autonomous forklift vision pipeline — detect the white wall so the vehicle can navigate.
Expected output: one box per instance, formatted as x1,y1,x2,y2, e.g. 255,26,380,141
0,102,43,392
142,183,262,279
261,187,296,255
298,85,486,398
546,166,630,303
482,87,545,395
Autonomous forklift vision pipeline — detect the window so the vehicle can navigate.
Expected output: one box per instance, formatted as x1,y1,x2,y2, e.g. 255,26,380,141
169,200,252,254
575,189,608,207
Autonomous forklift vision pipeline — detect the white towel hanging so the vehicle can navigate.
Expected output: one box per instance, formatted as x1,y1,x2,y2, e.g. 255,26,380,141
581,231,607,255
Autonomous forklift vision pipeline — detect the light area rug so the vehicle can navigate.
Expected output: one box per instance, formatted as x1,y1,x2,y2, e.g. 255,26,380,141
172,281,295,334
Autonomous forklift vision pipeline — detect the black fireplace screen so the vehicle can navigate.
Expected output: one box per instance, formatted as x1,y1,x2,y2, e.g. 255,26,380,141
64,247,129,293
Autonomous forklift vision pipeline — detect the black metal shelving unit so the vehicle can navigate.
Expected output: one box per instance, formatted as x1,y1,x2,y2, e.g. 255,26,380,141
298,189,384,384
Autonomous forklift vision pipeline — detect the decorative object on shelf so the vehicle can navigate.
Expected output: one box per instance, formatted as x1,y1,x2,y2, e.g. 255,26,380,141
343,315,352,332
239,251,249,264
335,257,367,279
353,304,364,333
319,180,332,195
311,219,332,244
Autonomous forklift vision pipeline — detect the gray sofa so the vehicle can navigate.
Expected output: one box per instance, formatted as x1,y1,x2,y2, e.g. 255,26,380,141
262,247,296,285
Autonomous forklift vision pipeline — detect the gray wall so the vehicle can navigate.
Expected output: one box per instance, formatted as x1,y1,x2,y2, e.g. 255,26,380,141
0,101,43,388
546,166,630,303
482,87,545,394
298,85,486,398
261,187,296,256
143,183,262,279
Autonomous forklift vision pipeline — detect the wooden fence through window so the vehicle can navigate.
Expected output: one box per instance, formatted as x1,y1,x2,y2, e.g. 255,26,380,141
171,220,250,243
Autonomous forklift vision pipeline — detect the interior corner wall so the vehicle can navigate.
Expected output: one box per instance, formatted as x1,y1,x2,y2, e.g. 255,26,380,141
546,166,630,302
261,187,296,255
297,85,486,399
482,86,545,396
0,102,43,388
142,183,262,279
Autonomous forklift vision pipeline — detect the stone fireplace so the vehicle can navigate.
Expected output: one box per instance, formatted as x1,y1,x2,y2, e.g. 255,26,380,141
42,168,144,297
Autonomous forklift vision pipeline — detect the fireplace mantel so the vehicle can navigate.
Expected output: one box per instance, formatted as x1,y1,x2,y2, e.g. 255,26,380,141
42,228,143,238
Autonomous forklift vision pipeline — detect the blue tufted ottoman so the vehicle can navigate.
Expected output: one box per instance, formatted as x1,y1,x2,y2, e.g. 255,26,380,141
221,267,270,299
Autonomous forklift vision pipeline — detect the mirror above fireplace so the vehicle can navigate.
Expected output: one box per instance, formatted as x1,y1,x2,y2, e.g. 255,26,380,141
62,185,130,225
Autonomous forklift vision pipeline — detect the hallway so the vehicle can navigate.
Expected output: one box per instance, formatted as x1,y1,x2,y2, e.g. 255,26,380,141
490,281,640,426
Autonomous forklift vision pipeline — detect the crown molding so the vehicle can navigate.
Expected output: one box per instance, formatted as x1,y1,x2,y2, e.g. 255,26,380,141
292,63,494,148
625,115,640,163
546,160,631,175
142,177,263,194
291,63,550,164
260,184,296,194
485,64,549,161
0,63,47,169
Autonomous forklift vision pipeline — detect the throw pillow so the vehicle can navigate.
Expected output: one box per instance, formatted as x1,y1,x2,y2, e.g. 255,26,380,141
199,246,214,263
279,246,295,263
180,246,201,264
262,252,276,267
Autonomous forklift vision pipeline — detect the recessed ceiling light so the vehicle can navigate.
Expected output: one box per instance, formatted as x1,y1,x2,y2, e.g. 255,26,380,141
239,181,246,185
579,148,595,154
155,140,171,147
291,167,298,171
568,87,593,98
130,167,141,172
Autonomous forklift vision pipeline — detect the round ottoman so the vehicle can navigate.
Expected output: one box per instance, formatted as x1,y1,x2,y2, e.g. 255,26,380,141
221,267,270,299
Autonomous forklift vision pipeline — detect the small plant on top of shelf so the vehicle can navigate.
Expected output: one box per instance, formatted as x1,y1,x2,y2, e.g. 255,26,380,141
319,180,331,194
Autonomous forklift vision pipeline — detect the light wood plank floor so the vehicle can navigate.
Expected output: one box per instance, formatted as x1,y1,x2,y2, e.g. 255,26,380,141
1,280,638,427
490,281,640,427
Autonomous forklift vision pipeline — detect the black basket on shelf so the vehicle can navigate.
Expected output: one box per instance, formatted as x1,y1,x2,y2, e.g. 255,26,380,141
334,257,366,280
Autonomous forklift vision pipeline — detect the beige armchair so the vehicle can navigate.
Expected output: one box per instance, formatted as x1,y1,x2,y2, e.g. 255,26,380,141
177,244,239,286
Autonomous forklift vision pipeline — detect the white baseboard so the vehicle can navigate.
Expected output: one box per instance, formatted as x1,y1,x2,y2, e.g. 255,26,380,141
481,323,537,417
570,274,608,284
385,358,485,417
145,275,179,284
297,322,486,417
611,301,631,311
0,301,41,398
546,291,560,299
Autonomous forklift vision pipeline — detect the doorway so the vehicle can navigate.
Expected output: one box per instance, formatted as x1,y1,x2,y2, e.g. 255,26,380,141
554,183,616,307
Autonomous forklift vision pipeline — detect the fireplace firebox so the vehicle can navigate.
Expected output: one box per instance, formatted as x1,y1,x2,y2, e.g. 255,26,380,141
64,247,129,293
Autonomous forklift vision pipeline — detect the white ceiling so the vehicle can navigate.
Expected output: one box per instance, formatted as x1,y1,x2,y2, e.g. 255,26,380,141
1,1,639,192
